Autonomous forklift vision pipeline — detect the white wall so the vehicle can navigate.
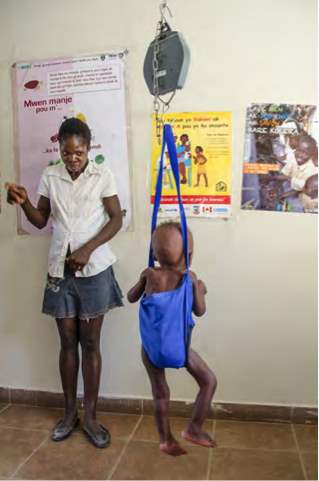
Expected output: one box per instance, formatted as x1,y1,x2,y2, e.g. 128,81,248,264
0,0,317,406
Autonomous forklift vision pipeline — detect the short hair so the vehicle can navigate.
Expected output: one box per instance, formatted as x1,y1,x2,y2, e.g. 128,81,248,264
196,145,203,152
298,134,317,152
58,117,91,147
156,221,182,235
155,221,193,239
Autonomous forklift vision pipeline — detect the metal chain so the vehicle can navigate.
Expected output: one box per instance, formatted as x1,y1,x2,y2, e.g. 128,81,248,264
153,18,163,144
152,0,175,144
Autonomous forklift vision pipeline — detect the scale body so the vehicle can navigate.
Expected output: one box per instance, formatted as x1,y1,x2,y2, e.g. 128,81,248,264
143,29,190,96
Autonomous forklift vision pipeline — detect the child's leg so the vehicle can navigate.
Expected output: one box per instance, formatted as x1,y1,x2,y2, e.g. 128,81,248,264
194,173,200,187
188,167,192,187
56,317,80,425
203,173,208,187
183,349,217,447
142,348,187,456
179,163,187,183
79,315,106,438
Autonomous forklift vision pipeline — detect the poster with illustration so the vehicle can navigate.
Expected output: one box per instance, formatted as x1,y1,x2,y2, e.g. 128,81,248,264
241,103,318,214
151,112,232,218
12,51,132,234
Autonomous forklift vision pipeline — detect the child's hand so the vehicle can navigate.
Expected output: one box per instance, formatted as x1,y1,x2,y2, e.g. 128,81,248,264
198,280,207,295
5,183,28,205
189,271,207,295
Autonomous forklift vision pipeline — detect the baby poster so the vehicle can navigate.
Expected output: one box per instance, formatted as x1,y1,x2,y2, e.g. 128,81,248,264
12,51,132,234
241,103,318,214
151,112,232,218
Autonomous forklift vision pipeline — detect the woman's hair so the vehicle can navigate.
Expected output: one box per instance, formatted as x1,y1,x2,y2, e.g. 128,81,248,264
58,117,91,147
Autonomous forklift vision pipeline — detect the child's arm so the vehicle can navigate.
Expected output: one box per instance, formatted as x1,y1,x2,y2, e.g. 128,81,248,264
127,269,149,303
189,271,207,316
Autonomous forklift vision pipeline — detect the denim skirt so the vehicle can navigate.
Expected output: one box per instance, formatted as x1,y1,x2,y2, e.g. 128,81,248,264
42,265,124,320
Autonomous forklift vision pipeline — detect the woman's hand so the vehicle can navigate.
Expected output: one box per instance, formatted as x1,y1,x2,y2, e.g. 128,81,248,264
66,246,91,272
5,183,28,205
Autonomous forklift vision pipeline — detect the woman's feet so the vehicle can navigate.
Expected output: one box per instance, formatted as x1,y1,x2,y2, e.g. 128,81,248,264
181,428,216,448
51,411,79,442
82,418,111,448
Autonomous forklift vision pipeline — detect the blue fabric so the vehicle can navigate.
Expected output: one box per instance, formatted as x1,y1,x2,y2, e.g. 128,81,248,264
140,124,195,368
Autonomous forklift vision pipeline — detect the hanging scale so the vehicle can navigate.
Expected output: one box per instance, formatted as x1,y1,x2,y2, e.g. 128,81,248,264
143,1,191,143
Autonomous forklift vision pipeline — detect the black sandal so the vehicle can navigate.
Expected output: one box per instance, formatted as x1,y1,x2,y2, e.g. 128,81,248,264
51,417,80,442
83,424,111,448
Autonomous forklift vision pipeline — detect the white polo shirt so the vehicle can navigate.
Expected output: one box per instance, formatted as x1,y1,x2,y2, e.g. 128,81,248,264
281,157,318,191
38,161,118,278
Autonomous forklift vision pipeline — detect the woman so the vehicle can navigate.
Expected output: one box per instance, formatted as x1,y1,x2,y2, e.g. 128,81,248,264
6,118,123,448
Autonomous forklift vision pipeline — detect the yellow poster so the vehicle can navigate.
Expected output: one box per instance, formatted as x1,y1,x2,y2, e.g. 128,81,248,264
151,112,232,217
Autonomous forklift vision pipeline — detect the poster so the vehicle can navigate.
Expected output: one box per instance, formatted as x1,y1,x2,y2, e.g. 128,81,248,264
12,51,132,234
241,103,318,214
151,112,232,218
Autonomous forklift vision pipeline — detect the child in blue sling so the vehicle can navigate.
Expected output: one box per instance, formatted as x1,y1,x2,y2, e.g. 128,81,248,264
127,125,217,457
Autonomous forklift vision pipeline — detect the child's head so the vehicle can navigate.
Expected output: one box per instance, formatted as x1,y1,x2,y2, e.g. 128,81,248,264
58,118,91,174
303,175,318,199
195,146,203,154
295,135,317,166
288,134,300,150
180,134,189,144
151,221,193,269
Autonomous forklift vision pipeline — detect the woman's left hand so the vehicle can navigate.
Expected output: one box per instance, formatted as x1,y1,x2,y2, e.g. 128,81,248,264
67,246,91,272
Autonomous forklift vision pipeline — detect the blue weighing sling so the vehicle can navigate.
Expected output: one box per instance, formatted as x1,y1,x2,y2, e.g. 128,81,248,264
139,124,195,369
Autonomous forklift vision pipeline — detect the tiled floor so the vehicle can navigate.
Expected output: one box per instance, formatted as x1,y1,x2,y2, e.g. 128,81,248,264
0,403,317,480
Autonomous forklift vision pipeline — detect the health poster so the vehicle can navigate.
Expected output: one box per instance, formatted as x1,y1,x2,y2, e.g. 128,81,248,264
151,112,232,218
12,51,132,234
241,103,318,214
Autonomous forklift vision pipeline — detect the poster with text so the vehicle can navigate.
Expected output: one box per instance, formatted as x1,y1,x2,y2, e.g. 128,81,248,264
12,51,132,234
151,112,232,218
241,103,318,214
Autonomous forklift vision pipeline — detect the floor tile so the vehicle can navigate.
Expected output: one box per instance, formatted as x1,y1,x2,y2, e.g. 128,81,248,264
111,439,209,480
0,405,63,430
133,415,213,445
301,451,318,480
91,412,141,439
209,448,304,480
0,427,48,479
0,403,9,413
294,424,318,451
215,420,296,450
14,435,126,480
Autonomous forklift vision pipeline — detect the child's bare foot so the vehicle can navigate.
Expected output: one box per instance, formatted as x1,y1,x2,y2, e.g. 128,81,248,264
181,429,216,448
160,439,187,456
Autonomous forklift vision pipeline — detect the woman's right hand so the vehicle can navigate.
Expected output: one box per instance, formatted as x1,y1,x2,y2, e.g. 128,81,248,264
5,183,28,205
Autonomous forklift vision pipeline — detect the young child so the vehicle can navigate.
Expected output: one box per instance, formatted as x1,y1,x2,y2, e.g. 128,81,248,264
278,135,317,197
299,174,318,213
127,222,217,456
193,146,208,187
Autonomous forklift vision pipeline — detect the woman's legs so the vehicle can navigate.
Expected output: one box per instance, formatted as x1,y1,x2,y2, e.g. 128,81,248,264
56,317,80,426
79,315,105,437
